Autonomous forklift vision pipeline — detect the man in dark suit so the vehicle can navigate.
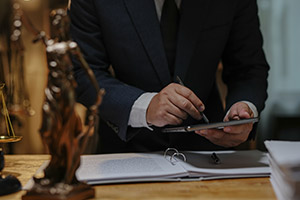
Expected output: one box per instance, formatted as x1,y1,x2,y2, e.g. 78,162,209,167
69,0,269,153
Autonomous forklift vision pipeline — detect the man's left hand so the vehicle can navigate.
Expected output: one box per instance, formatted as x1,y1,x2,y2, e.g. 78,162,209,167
195,102,254,147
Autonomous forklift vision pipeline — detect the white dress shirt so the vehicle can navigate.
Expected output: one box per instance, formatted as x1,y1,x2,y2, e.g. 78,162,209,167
128,0,258,129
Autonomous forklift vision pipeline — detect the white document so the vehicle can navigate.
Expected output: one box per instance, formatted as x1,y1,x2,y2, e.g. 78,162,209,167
265,140,300,168
76,150,270,185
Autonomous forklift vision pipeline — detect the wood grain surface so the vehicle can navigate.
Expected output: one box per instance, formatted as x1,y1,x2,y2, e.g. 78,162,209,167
0,155,276,200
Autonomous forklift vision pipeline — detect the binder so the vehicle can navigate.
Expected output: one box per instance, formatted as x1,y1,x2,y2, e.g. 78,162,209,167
74,149,270,185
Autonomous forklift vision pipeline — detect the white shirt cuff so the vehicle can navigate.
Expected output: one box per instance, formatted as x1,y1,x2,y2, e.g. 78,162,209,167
128,92,158,130
242,101,258,117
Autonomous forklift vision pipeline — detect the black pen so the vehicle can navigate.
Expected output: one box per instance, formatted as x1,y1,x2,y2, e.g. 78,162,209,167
176,76,210,124
211,152,221,164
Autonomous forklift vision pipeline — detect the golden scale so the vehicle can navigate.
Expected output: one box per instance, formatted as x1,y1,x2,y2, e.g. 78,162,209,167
0,83,22,196
0,83,22,143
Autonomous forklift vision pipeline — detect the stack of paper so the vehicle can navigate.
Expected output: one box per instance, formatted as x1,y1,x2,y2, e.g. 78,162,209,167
265,140,300,200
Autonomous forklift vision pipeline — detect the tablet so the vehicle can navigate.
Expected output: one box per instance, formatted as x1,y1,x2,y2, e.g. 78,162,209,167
162,117,259,133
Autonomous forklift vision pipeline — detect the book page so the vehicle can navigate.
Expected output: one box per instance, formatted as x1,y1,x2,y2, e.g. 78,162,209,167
178,150,270,177
76,152,188,183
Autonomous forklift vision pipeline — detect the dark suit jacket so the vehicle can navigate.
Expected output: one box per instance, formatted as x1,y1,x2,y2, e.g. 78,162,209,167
69,0,269,153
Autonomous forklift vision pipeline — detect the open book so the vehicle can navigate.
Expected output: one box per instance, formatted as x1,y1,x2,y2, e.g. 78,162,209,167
76,150,270,185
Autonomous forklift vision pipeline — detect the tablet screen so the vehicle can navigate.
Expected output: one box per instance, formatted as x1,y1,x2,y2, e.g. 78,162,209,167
162,118,259,133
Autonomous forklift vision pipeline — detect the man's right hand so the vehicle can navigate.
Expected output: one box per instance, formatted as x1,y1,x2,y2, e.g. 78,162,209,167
146,83,205,127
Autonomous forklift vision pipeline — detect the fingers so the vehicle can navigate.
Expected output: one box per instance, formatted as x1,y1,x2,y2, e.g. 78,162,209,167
161,111,184,126
194,102,255,147
226,102,254,121
196,126,251,147
164,102,188,122
223,123,253,135
195,121,253,147
175,84,204,111
146,83,205,127
168,93,201,121
146,92,184,127
170,83,204,120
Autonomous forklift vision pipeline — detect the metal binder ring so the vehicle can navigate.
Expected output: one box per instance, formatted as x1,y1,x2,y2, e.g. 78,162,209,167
170,152,186,165
164,148,179,158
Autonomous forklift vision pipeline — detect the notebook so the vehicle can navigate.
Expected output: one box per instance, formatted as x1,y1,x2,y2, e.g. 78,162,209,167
75,149,270,185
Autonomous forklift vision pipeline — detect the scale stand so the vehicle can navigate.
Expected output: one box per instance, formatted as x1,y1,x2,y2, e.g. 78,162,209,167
0,148,22,196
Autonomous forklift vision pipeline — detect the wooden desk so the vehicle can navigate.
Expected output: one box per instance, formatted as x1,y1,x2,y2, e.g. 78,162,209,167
1,155,276,200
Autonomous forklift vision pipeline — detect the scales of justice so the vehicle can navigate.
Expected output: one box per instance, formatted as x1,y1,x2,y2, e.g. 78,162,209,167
0,0,105,199
0,83,23,143
0,83,23,196
0,0,29,196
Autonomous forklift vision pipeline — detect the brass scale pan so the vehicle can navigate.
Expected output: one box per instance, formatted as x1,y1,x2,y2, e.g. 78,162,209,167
0,136,22,143
0,84,22,144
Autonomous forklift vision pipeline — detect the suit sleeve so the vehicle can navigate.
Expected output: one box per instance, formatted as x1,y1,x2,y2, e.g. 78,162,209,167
69,0,144,141
222,0,269,114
